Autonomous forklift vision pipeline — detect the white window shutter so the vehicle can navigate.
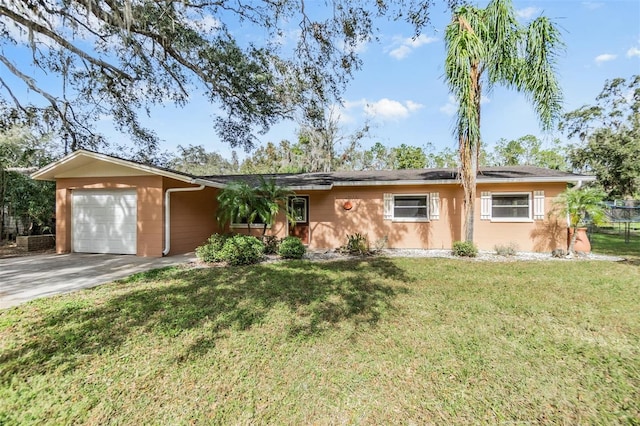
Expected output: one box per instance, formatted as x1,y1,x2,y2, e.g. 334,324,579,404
430,192,440,220
383,193,393,220
534,190,545,220
481,192,491,220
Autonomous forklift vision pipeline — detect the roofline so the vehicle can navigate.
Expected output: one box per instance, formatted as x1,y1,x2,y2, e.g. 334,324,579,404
283,175,596,191
31,149,225,188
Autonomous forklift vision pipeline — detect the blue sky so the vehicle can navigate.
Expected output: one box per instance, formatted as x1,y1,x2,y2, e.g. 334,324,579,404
4,0,640,159
138,0,640,159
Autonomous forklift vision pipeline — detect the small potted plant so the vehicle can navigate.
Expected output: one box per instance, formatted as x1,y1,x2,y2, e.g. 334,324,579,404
553,186,606,256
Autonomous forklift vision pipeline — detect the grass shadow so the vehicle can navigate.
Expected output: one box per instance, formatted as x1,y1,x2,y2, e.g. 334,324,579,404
1,258,410,379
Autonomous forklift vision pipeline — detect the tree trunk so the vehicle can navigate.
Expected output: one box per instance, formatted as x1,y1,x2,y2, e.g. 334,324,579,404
461,66,482,243
568,225,578,256
461,141,478,242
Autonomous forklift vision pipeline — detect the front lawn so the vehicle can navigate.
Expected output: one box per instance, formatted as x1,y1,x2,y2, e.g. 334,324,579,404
1,258,639,424
591,229,640,258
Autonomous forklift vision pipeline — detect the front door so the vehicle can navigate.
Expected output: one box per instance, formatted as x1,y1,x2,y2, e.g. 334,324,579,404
289,196,309,245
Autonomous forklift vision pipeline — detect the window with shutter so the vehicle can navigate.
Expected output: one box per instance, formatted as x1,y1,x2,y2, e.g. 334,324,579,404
481,192,491,220
534,191,545,220
430,192,440,220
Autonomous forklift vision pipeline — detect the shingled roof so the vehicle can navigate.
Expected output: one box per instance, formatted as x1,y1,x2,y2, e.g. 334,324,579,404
32,150,595,189
199,166,594,190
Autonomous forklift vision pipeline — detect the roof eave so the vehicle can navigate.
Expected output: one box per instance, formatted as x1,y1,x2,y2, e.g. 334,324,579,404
476,176,597,184
30,149,202,185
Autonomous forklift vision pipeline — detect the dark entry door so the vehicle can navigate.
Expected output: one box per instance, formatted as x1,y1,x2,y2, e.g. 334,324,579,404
289,196,309,245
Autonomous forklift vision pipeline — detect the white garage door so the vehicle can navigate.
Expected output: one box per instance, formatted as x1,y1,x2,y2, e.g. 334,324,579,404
72,189,137,254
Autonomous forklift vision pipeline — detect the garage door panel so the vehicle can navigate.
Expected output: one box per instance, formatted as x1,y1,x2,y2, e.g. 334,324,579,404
72,189,137,255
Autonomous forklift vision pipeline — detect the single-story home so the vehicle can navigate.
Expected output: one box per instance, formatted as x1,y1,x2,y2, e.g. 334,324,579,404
32,149,596,256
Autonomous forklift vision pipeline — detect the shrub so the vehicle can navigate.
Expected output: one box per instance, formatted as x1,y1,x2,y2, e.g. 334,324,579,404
219,235,265,266
195,233,229,263
260,235,280,255
339,233,370,255
494,242,518,257
278,236,306,259
452,240,478,257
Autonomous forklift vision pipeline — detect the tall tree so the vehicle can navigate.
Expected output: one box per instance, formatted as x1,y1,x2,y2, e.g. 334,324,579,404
444,0,563,242
561,76,640,199
392,144,427,169
1,0,457,159
168,144,239,176
0,125,58,238
489,135,568,170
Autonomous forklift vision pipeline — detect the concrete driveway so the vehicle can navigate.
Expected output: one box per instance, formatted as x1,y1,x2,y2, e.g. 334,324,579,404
0,253,197,310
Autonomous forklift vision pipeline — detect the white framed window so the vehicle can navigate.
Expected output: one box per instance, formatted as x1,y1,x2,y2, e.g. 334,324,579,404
384,193,430,222
289,196,309,224
486,192,533,222
230,218,271,229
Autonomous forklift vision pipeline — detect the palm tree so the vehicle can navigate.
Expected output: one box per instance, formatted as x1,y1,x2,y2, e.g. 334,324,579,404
216,178,296,235
254,177,296,235
553,186,606,256
216,181,258,233
444,0,563,242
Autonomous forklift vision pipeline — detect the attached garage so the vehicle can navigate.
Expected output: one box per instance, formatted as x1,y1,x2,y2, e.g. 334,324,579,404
72,189,137,254
32,150,222,257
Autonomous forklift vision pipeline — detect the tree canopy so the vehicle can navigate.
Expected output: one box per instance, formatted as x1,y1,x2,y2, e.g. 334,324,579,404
561,75,640,199
0,0,459,160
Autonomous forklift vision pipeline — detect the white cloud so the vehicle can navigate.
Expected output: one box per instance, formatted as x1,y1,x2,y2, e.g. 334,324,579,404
363,98,424,120
440,96,457,116
627,47,640,58
595,53,617,64
388,34,437,60
405,100,424,112
516,7,540,19
582,2,604,10
407,34,437,48
389,45,412,60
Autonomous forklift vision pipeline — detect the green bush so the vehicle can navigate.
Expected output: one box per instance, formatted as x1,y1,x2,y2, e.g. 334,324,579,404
195,233,230,263
452,241,478,257
340,233,370,255
260,235,280,255
219,235,265,265
278,236,306,259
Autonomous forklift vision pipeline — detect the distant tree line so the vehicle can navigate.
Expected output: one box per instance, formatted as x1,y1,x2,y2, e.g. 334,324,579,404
166,135,569,176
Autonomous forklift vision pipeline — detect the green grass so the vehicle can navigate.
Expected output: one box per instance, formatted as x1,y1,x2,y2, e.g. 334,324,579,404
1,258,639,424
591,230,640,258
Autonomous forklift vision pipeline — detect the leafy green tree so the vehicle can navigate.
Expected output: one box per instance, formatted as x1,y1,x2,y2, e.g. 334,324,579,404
488,135,569,170
392,144,427,169
444,0,563,242
553,186,606,256
561,76,640,199
1,125,58,238
425,144,459,168
168,145,238,176
362,142,392,170
1,0,457,157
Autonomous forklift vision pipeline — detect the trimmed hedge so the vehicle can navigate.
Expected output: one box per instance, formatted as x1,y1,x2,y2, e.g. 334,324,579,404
452,240,478,257
195,233,230,263
219,234,265,265
278,236,306,259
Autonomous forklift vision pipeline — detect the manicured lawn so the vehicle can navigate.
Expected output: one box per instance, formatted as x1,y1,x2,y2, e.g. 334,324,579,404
591,230,640,258
1,258,639,424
